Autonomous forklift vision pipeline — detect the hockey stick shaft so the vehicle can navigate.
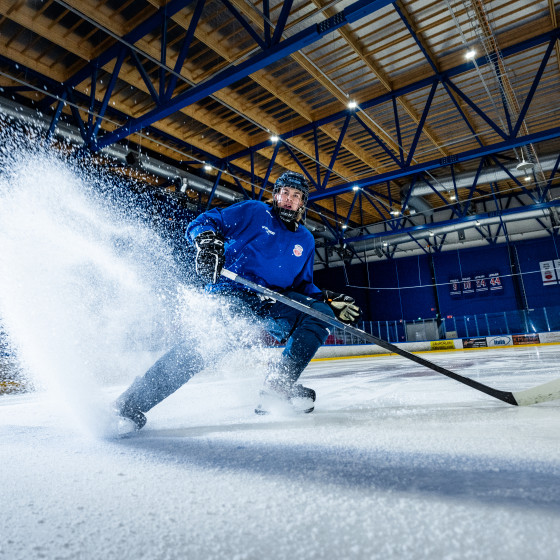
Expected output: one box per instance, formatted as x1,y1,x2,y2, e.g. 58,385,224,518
221,269,560,406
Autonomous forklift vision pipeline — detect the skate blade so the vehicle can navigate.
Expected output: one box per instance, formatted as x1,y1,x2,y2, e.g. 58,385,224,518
255,392,315,415
290,396,315,414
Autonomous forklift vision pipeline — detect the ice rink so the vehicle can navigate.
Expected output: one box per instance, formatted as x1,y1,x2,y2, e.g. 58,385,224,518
1,344,560,560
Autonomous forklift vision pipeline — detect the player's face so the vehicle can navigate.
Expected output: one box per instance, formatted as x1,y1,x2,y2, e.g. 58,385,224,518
274,186,304,211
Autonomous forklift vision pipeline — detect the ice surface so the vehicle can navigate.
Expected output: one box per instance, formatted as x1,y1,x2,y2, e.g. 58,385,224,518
1,347,560,560
1,125,559,559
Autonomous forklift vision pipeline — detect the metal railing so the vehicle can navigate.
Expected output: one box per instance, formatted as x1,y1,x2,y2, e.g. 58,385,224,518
442,305,560,339
325,305,560,345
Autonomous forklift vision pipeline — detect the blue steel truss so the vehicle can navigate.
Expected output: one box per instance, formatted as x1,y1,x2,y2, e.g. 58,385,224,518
1,0,559,251
90,0,395,151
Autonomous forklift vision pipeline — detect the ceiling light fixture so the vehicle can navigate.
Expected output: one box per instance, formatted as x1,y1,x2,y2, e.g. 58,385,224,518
352,185,361,191
347,100,358,109
465,49,476,60
203,163,212,171
516,159,534,172
270,135,279,143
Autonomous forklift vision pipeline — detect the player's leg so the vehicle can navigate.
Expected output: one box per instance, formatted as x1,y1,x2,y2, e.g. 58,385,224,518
257,293,334,413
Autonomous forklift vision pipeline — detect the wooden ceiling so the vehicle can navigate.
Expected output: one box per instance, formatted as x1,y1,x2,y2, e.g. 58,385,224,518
0,0,559,238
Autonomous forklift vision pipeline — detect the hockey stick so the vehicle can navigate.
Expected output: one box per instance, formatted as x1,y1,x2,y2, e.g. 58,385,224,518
221,268,560,406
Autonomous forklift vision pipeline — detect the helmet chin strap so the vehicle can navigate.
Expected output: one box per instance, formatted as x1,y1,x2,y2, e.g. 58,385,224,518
274,204,304,227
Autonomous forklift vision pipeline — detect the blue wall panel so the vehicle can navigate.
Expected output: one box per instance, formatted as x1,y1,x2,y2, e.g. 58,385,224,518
514,236,560,309
432,245,518,317
314,255,436,322
315,237,560,324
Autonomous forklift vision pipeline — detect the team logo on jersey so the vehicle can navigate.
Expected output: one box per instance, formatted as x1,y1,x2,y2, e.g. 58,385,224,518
293,244,303,257
262,225,276,235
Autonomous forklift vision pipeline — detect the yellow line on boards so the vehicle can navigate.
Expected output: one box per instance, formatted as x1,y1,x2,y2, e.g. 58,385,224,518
310,341,560,362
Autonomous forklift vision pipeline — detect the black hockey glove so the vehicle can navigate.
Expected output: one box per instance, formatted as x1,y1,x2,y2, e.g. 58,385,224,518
323,290,361,323
194,231,225,284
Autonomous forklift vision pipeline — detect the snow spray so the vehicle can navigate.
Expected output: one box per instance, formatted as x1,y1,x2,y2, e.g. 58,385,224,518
0,120,266,438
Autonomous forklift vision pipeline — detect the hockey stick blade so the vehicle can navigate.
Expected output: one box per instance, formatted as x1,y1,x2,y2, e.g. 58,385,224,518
221,268,560,407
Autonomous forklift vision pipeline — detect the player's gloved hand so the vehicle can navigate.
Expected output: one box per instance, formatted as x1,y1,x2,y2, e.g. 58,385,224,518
194,231,225,284
323,290,361,323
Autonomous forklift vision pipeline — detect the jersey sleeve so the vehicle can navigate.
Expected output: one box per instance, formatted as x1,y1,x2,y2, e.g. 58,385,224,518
185,201,255,244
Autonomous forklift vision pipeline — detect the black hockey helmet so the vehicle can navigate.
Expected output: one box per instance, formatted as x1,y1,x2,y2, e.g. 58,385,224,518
272,171,309,223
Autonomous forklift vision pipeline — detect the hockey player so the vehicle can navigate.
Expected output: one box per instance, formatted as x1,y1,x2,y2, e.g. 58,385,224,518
115,171,360,431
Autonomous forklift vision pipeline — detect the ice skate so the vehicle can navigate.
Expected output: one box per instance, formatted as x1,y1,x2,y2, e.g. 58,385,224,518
113,395,147,436
115,406,146,435
255,378,316,415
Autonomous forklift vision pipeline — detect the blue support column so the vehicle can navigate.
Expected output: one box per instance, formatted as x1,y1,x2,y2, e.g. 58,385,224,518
282,142,319,189
343,190,360,229
443,77,508,141
391,95,404,165
87,66,98,130
313,126,321,186
354,113,402,168
271,0,295,44
460,159,485,217
321,115,351,189
164,0,206,100
46,91,68,141
405,80,438,167
205,168,224,209
159,12,168,101
263,0,271,46
89,49,126,144
258,141,280,200
511,37,556,138
130,48,160,103
360,189,391,222
221,0,266,48
541,153,560,202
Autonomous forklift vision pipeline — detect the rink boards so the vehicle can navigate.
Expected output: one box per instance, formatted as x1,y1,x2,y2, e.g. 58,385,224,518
314,329,560,360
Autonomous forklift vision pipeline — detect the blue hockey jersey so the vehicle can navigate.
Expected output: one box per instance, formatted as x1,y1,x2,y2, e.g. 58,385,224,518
186,200,322,298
